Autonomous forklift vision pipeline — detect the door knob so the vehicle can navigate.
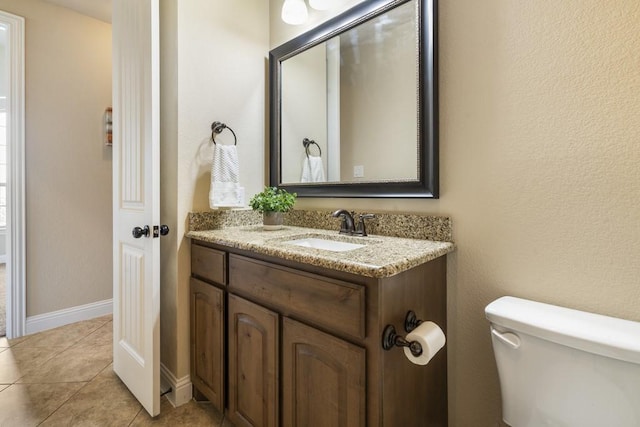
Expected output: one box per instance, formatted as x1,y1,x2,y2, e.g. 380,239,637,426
132,225,150,239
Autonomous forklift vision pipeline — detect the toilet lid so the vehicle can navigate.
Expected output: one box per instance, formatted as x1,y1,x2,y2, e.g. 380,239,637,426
485,296,640,365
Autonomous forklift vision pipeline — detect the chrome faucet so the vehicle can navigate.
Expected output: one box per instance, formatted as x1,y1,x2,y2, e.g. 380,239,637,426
332,209,355,235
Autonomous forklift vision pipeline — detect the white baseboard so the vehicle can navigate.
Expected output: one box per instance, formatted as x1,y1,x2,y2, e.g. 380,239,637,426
160,363,192,407
0,255,6,264
25,299,113,335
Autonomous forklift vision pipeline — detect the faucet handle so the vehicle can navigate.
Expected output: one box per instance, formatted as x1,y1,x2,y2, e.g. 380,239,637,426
356,213,376,236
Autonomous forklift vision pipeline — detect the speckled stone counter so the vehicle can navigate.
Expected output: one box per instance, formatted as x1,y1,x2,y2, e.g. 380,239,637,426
187,225,454,278
189,209,453,242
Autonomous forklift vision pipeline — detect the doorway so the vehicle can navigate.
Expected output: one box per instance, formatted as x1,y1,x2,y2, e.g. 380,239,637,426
0,10,25,339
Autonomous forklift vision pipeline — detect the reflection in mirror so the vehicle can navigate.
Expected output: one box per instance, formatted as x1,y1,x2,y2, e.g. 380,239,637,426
281,1,418,184
270,0,438,198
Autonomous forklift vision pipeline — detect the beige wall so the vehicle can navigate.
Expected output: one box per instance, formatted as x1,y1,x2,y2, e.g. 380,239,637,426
160,0,269,378
271,0,640,425
159,0,179,380
0,0,112,316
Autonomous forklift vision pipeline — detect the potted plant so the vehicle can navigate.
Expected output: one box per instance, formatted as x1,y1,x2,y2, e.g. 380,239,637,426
249,186,297,230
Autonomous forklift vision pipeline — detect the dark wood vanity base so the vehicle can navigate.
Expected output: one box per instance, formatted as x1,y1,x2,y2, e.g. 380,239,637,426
190,239,448,427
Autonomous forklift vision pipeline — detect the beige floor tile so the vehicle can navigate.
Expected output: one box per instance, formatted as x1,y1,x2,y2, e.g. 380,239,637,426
0,382,85,426
130,396,226,426
14,317,108,349
0,335,30,348
40,364,142,426
93,314,113,323
0,346,67,384
77,321,112,347
17,341,111,383
0,315,232,426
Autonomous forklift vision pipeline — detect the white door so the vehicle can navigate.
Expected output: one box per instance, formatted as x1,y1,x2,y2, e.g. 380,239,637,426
112,0,161,417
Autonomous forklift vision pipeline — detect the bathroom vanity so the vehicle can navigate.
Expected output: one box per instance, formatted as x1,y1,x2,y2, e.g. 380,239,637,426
188,223,453,427
187,0,445,421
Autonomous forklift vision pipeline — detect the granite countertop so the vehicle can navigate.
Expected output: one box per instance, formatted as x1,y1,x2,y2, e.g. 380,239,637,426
187,225,454,278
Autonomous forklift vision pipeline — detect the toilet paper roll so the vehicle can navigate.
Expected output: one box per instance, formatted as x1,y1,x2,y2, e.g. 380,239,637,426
403,321,446,366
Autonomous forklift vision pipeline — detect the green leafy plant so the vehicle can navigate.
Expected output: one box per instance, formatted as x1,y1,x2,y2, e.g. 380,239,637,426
249,187,297,213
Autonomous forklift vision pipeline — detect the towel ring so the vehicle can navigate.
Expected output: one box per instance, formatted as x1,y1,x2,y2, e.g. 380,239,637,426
211,121,237,145
302,138,321,158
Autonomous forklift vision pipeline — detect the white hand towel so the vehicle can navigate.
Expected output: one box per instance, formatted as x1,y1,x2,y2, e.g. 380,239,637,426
301,155,326,183
209,144,245,208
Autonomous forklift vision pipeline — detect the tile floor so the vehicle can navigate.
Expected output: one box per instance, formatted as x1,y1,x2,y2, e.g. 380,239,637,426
0,315,232,426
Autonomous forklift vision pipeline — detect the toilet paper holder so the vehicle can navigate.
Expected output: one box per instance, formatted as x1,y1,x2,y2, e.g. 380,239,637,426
381,311,425,357
404,310,423,333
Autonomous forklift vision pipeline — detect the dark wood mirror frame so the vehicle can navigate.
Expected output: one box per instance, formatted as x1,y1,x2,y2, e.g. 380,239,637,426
269,0,438,198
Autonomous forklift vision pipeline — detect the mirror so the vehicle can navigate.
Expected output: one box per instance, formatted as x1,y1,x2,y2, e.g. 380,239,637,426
269,0,438,198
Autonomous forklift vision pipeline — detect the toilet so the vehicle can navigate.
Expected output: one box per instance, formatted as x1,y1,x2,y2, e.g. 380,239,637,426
485,296,640,427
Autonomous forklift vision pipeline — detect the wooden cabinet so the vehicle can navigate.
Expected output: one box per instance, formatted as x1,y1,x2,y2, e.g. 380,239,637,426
282,317,366,427
228,295,279,427
190,240,448,427
190,278,225,410
228,255,365,339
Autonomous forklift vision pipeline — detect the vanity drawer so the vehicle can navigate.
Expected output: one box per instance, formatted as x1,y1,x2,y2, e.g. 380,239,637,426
229,254,365,339
191,244,226,285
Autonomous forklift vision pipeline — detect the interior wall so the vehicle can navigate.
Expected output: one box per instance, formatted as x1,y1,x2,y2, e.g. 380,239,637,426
159,0,179,380
0,0,112,317
270,0,640,425
161,0,269,379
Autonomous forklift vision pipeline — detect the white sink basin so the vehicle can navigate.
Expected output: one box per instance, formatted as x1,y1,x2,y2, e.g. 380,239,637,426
284,237,366,252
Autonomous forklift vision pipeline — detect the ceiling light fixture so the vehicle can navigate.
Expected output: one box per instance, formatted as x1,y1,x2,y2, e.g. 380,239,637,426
281,0,308,25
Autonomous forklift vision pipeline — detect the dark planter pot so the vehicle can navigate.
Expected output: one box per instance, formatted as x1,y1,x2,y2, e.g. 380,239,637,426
263,211,284,230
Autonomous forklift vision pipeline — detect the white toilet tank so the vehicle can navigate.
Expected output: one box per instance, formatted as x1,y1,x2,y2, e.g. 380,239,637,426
485,296,640,427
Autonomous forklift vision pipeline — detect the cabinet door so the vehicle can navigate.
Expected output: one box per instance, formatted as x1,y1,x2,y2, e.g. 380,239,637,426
190,278,225,411
282,317,366,427
228,295,279,427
